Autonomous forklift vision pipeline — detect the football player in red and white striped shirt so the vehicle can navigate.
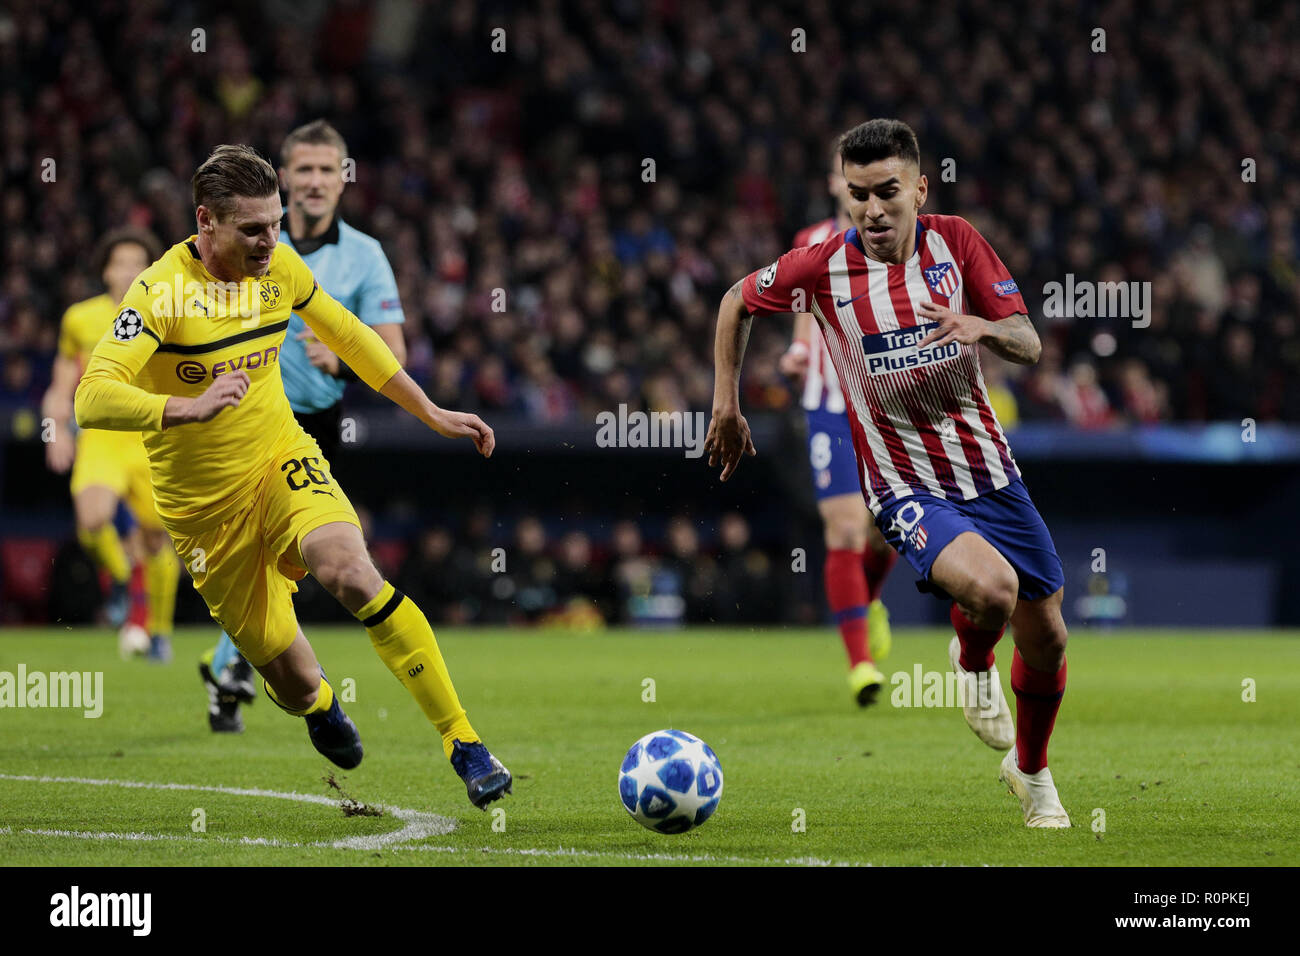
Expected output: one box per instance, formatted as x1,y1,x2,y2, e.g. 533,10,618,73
707,120,1070,828
778,143,897,707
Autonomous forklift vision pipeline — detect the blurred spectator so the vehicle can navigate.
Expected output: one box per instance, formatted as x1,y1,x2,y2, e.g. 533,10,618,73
980,350,1021,429
1059,359,1115,429
659,515,719,623
549,530,612,624
712,512,777,623
396,526,481,625
2,0,1292,427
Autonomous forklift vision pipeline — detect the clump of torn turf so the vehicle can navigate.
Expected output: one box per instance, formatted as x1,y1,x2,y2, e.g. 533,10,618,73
322,771,384,817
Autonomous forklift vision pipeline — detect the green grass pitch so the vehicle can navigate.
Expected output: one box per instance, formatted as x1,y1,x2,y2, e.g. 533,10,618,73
2,626,1298,866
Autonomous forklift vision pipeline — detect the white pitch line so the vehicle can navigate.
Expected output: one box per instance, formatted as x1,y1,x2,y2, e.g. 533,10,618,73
4,825,853,866
0,773,859,866
0,772,455,849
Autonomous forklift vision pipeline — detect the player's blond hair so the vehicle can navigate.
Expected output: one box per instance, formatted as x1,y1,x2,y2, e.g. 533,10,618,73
191,145,280,220
279,119,348,168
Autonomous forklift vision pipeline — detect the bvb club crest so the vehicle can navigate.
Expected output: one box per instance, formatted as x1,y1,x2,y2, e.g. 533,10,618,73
259,279,282,310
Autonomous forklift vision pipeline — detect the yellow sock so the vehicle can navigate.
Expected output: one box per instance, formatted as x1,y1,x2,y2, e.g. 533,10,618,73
78,524,130,584
143,544,179,638
357,582,477,758
264,675,334,717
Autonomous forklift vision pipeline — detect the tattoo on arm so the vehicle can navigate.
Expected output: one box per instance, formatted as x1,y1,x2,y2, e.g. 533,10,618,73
725,278,753,325
714,280,754,402
732,309,751,353
982,313,1041,365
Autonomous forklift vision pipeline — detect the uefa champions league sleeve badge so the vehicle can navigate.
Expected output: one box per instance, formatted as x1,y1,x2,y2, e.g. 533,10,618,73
113,308,145,341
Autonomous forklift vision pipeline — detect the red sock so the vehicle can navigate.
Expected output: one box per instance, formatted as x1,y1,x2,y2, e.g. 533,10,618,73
1011,648,1067,774
950,602,1004,671
825,549,871,666
862,547,897,604
128,563,148,628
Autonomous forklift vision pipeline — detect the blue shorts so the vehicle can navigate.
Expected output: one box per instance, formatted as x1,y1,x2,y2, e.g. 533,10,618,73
113,499,137,538
874,479,1064,601
806,407,862,501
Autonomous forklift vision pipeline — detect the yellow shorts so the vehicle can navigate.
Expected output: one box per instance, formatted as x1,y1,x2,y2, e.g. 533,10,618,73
70,428,162,530
169,434,361,666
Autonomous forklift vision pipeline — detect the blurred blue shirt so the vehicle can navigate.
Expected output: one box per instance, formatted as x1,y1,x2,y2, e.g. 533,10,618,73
278,213,404,414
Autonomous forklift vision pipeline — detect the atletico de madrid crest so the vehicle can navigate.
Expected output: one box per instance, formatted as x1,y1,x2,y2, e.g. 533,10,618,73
924,262,958,298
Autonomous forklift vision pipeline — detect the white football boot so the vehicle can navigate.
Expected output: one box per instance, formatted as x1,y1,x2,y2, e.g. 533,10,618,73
999,747,1071,828
948,635,1014,750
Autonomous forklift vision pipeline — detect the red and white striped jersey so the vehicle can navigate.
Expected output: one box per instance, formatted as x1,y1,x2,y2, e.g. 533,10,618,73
791,218,845,414
744,215,1027,513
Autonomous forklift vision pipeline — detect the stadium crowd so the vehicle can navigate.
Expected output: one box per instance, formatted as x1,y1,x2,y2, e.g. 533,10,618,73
2,0,1297,623
3,0,1297,426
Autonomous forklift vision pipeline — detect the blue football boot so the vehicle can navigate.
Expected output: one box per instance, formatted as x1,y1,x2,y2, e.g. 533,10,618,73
450,740,512,810
266,678,362,769
304,694,363,769
105,581,130,628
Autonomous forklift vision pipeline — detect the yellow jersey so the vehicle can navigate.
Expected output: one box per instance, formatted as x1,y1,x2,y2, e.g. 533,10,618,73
75,237,401,535
59,293,146,452
59,293,119,367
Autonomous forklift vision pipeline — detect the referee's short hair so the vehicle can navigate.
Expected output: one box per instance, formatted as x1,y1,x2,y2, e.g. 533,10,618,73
192,144,280,220
838,119,921,169
279,119,348,168
92,226,163,274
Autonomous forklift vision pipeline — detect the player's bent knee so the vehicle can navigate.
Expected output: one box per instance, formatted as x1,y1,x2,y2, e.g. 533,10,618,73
317,555,381,604
970,570,1018,626
76,510,112,533
263,665,319,711
824,522,866,552
1042,620,1069,658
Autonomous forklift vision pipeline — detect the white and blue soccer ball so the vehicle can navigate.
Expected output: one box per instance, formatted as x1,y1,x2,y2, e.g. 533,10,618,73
619,729,723,834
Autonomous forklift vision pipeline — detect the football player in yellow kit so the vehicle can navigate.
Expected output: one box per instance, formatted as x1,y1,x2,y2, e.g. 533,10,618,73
41,227,181,660
75,145,510,809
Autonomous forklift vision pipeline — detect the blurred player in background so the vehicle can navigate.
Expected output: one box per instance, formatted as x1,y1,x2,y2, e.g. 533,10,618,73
41,227,181,661
779,141,896,707
709,120,1070,828
199,120,407,733
77,145,510,810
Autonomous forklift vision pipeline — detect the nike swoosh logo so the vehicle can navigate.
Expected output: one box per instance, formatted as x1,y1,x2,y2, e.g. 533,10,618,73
835,293,868,308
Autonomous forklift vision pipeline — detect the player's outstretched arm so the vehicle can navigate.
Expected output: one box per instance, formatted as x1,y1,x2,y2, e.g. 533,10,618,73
916,301,1041,365
979,312,1041,364
379,370,494,457
41,354,80,473
291,276,493,456
706,279,758,482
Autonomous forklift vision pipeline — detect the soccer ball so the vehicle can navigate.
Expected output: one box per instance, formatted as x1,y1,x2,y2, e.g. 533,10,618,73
118,623,149,658
618,729,723,834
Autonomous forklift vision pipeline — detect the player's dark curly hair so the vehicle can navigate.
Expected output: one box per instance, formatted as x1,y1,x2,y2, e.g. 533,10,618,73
92,226,163,275
838,119,921,168
192,144,280,219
